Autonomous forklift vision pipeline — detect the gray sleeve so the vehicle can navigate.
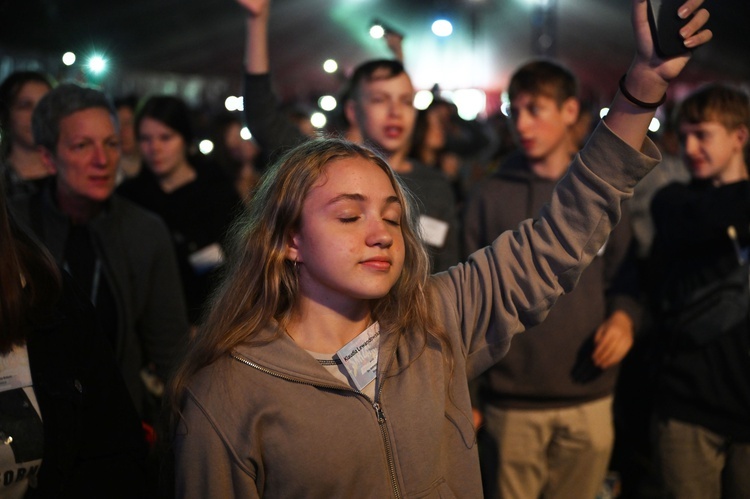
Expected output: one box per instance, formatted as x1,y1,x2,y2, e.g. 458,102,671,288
462,186,487,258
138,220,190,380
433,121,661,380
175,390,260,499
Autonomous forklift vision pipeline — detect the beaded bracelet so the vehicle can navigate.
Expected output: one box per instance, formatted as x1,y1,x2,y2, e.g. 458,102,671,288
618,74,666,109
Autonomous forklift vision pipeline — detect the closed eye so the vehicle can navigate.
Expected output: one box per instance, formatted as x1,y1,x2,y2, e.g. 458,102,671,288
384,218,400,227
339,217,360,223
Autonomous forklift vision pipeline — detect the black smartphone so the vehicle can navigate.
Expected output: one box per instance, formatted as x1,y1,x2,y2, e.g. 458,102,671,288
647,0,693,58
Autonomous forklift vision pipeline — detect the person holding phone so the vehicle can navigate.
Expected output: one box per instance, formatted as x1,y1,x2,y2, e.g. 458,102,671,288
167,1,712,497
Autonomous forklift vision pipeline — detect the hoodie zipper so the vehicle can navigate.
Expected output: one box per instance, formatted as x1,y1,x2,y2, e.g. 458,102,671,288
373,400,401,498
230,353,402,499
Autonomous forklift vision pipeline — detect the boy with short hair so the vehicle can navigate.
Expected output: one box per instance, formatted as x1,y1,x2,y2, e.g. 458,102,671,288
649,83,750,499
464,60,639,499
238,1,460,272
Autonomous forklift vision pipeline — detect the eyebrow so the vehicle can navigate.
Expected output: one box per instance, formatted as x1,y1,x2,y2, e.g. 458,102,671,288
326,193,401,207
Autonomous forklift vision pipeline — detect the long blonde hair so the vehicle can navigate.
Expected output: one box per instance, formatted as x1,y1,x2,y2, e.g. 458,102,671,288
164,138,447,440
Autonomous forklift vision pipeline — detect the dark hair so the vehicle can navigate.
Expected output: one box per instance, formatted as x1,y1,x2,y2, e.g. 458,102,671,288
0,71,54,158
676,83,750,131
114,94,139,112
408,98,453,163
0,177,61,353
135,95,194,145
346,59,408,102
508,59,578,106
32,83,117,152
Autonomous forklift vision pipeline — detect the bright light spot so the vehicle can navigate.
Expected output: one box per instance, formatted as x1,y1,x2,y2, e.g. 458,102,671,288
414,90,434,111
323,59,338,74
370,25,385,39
500,92,510,117
526,0,550,6
225,96,244,112
453,88,486,121
87,55,107,74
240,127,252,140
199,140,214,155
649,117,661,133
62,52,76,66
311,112,327,129
599,107,609,119
432,19,453,37
318,95,337,111
501,102,511,117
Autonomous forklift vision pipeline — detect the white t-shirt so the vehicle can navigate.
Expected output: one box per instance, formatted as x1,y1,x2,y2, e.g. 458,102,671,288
307,322,381,401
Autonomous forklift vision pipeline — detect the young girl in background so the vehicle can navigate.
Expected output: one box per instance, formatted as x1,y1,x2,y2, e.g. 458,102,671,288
118,96,242,325
168,0,712,496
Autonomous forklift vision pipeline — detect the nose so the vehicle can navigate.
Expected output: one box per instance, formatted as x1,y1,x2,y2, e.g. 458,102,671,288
92,144,108,167
389,100,403,118
366,219,394,248
683,134,699,157
513,110,530,134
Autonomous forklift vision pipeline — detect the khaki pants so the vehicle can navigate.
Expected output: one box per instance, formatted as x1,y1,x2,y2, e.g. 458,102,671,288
654,417,750,499
480,396,614,499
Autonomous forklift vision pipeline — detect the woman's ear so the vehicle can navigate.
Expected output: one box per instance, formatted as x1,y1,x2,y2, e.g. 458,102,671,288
39,147,58,175
285,232,301,263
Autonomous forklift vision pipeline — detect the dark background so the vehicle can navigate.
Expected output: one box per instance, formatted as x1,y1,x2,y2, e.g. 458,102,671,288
1,0,747,104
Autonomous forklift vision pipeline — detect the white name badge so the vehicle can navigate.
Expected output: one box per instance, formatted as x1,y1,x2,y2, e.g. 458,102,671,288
0,345,33,393
336,323,380,392
188,243,225,274
419,215,449,248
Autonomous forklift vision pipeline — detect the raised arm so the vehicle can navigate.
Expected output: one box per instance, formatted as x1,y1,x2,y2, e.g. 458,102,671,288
235,0,307,162
438,0,712,379
237,0,270,74
604,0,712,149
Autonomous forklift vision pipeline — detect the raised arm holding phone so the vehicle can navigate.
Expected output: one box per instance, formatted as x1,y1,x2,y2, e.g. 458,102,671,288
168,1,712,498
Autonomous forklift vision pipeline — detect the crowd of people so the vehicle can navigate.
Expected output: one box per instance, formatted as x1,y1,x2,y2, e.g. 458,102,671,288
0,0,746,497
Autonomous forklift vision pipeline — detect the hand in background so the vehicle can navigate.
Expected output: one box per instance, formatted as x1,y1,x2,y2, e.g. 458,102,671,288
592,310,634,369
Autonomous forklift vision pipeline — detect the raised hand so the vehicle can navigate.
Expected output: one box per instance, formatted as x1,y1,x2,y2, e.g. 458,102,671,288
631,0,712,83
235,0,269,18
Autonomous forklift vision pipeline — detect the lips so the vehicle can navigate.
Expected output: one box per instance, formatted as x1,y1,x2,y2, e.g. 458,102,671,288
361,256,392,271
384,126,403,139
89,175,112,184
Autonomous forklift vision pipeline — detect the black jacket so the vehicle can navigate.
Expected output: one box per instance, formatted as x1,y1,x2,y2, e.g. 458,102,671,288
25,275,147,498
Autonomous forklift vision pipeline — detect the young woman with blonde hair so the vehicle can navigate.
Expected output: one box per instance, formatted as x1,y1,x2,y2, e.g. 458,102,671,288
168,1,713,496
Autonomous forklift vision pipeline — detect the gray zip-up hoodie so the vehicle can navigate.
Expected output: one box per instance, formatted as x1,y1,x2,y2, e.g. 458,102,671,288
175,122,659,498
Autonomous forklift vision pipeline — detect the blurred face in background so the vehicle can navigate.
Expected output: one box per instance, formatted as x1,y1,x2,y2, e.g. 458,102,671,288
680,120,749,186
509,92,578,162
117,105,138,156
138,117,189,180
424,108,446,152
10,81,51,149
348,71,416,158
43,107,120,204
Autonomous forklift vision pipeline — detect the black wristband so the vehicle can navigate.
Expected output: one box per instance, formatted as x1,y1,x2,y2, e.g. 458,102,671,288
618,74,666,109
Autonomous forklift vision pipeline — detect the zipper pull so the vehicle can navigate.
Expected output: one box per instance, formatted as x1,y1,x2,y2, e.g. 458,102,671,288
373,402,386,423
